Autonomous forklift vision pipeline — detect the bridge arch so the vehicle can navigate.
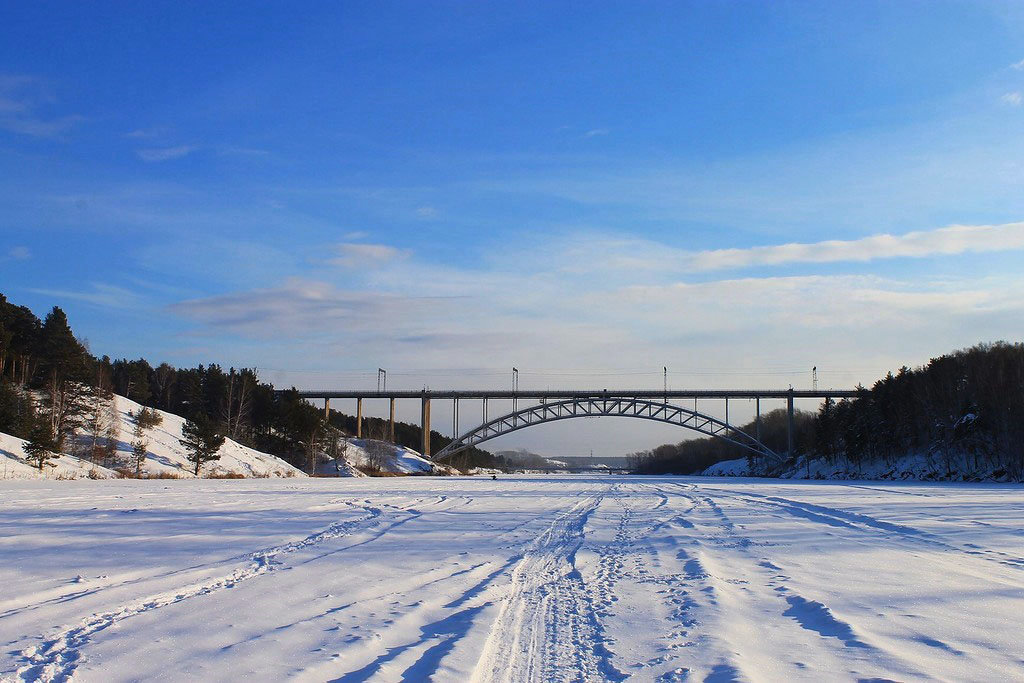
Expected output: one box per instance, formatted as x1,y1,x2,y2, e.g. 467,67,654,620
433,396,780,463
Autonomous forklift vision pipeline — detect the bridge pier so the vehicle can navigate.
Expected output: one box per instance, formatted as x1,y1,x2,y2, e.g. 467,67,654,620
421,396,431,457
389,398,395,442
356,398,363,439
755,397,761,442
786,390,794,458
452,398,459,438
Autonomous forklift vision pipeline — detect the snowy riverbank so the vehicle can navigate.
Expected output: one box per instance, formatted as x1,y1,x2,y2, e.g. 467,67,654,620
703,451,1022,482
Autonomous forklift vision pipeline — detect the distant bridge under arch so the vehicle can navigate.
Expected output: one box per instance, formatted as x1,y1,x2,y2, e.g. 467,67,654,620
434,396,780,462
289,388,860,464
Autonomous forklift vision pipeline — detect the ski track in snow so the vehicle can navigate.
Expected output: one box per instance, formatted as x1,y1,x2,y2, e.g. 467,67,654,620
1,477,1023,681
471,490,627,682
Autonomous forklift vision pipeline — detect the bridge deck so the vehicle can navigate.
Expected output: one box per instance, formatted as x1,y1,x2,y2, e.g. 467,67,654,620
289,388,859,400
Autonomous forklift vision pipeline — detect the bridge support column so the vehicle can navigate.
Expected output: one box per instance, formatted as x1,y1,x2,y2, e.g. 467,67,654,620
755,397,761,442
786,390,794,458
356,398,363,439
421,396,431,457
389,398,395,442
324,398,330,421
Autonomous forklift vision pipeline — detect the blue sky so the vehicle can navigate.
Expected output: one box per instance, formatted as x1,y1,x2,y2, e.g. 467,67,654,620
3,2,1024,454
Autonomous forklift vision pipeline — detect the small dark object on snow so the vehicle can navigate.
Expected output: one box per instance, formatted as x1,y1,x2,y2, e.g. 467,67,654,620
491,474,497,480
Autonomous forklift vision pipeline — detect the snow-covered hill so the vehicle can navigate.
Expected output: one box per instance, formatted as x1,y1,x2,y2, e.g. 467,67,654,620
0,394,305,479
316,438,451,476
0,431,117,480
109,396,304,478
701,451,1021,482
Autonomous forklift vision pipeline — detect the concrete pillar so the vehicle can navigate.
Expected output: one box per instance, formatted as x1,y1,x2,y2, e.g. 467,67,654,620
356,398,363,439
786,390,794,457
389,398,395,442
324,398,330,421
755,397,761,442
421,396,431,457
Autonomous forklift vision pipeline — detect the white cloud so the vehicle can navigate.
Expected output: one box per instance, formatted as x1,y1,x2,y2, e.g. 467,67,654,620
584,128,610,137
125,126,167,139
169,278,451,339
29,283,141,308
1011,59,1024,71
0,74,82,138
329,242,409,268
218,146,269,157
558,221,1024,274
136,145,198,162
7,246,30,260
416,206,439,218
685,221,1024,271
1001,92,1022,106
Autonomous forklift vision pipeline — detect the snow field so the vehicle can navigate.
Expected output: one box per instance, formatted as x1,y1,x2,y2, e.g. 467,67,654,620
1,477,1023,681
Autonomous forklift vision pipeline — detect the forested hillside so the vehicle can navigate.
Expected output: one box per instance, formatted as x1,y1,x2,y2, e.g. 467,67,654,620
632,343,1024,481
0,293,499,474
811,343,1024,480
628,409,816,475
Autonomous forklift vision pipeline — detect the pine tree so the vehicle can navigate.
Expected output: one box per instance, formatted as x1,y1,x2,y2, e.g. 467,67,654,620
130,438,147,477
23,418,58,472
130,418,148,478
179,415,225,476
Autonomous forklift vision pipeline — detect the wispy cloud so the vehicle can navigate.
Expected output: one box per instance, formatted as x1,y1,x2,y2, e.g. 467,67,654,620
218,145,270,157
329,242,410,268
560,221,1024,274
125,126,167,139
1001,92,1022,106
136,145,198,162
169,278,449,338
6,246,30,261
684,221,1024,271
29,283,142,308
584,128,610,137
416,206,438,219
1012,58,1024,71
0,74,83,138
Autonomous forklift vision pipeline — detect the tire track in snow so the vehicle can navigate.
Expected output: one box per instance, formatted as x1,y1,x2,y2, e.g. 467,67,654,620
2,498,430,683
471,491,627,682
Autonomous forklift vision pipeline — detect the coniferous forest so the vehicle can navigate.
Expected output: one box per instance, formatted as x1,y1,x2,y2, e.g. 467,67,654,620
0,293,500,473
632,342,1024,480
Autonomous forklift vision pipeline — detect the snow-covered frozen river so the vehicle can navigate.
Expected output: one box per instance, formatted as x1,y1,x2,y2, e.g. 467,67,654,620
1,476,1023,681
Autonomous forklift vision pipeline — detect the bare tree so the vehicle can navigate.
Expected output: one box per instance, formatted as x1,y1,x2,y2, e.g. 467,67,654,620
363,422,393,472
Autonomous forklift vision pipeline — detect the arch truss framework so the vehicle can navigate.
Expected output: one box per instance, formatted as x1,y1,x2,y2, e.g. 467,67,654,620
433,396,780,463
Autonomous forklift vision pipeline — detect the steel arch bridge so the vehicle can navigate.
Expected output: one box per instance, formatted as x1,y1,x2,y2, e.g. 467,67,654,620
433,396,781,463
